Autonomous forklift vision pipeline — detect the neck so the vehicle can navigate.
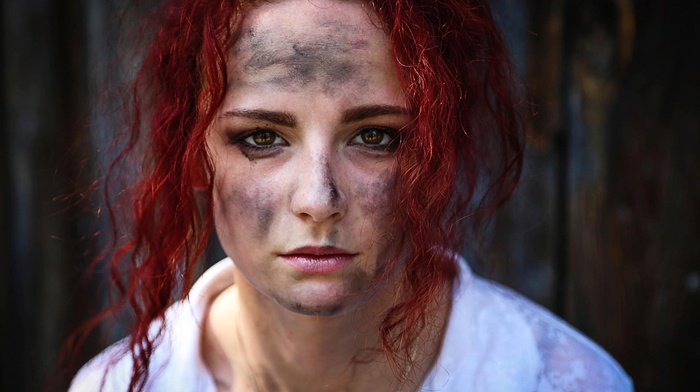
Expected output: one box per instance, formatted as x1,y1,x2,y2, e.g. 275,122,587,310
203,268,448,392
239,280,389,391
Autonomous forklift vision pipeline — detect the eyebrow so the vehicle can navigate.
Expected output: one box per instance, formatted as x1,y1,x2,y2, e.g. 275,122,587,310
219,109,297,127
220,105,407,127
341,105,408,123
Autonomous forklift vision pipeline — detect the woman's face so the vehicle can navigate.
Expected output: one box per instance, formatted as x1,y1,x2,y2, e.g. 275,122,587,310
207,0,407,316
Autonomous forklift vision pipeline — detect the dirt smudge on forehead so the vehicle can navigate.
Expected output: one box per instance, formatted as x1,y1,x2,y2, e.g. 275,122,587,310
234,21,371,93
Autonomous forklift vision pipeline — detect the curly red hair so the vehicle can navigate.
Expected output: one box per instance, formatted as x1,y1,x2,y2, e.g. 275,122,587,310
91,0,523,390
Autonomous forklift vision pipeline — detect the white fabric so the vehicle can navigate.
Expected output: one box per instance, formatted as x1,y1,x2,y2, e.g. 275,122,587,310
70,257,633,391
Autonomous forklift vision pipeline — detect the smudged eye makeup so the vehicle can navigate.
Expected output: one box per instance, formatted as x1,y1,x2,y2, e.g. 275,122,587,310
230,128,288,160
244,129,285,147
226,124,400,160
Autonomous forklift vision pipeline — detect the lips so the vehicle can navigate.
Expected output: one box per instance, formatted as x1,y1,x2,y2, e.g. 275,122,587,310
280,246,358,274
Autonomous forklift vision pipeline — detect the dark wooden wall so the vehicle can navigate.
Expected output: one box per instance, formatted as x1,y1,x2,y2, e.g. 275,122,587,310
1,0,698,391
487,0,700,391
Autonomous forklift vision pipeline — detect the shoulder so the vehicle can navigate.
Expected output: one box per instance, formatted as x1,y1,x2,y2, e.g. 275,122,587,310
424,258,633,391
69,259,235,392
68,302,209,392
69,342,131,392
475,278,633,391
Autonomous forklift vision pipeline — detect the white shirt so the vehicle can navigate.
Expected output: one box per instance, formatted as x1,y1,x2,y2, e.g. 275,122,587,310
70,257,633,391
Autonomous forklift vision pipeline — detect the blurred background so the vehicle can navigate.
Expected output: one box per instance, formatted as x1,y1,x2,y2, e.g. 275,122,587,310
1,0,698,391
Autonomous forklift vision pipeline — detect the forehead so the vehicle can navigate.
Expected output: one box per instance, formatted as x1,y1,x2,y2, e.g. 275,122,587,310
229,0,392,93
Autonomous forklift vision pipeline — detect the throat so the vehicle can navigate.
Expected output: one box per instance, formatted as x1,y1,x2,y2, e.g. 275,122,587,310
202,272,447,392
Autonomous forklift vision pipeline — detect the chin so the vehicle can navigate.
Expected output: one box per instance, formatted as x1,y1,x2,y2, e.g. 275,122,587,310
285,301,347,317
270,281,369,317
271,293,354,317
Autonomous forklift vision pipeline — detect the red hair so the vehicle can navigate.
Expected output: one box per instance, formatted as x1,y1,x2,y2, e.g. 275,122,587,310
89,0,523,390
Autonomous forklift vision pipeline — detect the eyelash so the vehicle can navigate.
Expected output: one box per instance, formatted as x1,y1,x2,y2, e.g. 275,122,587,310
229,126,400,157
350,127,400,152
238,128,287,147
229,128,287,157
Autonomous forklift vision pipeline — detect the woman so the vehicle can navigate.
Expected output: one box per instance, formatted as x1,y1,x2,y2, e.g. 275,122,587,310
70,0,633,391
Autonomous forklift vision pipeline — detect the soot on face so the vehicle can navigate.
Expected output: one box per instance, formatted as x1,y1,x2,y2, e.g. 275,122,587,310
325,161,340,207
255,196,274,239
355,177,395,226
237,22,370,92
278,267,372,317
226,186,277,240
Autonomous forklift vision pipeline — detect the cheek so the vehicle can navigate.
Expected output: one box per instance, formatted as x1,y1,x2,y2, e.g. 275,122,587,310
355,170,395,216
214,174,281,241
350,173,401,279
353,171,397,236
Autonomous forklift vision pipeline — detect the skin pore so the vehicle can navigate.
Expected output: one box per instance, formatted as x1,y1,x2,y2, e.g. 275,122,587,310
203,1,448,391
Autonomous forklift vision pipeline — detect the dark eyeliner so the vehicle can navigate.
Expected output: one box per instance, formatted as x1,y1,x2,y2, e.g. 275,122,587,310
229,127,287,160
353,126,400,152
233,128,280,147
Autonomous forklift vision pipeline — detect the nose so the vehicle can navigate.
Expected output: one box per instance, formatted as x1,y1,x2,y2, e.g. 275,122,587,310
291,153,347,222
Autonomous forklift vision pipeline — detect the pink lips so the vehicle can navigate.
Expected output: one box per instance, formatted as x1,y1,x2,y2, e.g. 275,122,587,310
280,246,358,274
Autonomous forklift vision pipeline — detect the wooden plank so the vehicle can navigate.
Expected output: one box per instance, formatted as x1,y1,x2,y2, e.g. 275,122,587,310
564,0,700,390
2,0,91,389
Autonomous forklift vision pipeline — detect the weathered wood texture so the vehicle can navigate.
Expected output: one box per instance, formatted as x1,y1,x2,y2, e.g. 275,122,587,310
1,0,91,391
488,0,700,391
1,0,698,391
563,1,700,390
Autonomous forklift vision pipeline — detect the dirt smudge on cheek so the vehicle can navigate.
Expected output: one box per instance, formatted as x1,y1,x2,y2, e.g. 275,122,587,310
225,185,278,241
353,173,400,257
255,196,275,240
355,175,396,220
